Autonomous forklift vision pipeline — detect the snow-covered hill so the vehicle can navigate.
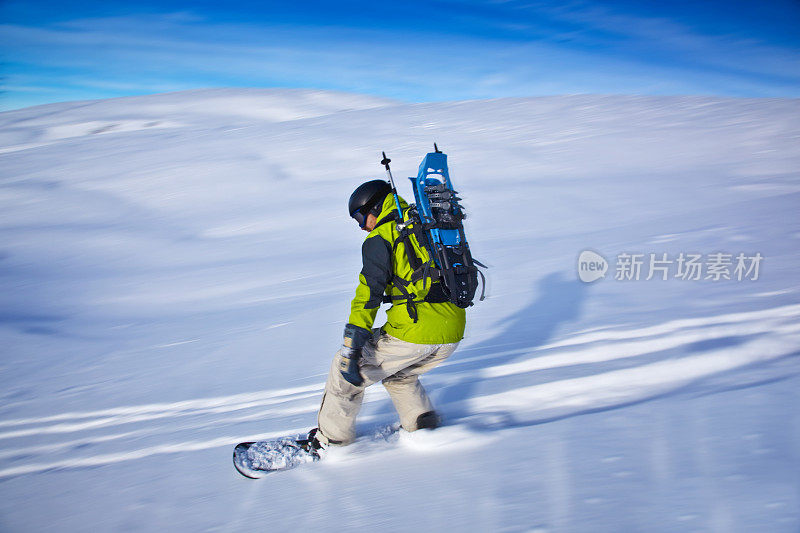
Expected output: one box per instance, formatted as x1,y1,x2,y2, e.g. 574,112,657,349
1,89,798,532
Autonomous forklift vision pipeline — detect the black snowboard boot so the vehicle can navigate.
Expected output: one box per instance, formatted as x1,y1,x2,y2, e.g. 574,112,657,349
415,411,440,430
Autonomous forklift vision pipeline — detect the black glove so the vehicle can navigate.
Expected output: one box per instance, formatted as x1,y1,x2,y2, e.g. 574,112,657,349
339,324,371,386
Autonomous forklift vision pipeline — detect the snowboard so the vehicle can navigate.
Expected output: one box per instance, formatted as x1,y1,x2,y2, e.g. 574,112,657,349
233,433,320,478
233,425,400,478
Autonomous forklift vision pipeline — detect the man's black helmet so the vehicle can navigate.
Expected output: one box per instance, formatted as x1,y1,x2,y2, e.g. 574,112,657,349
348,180,391,225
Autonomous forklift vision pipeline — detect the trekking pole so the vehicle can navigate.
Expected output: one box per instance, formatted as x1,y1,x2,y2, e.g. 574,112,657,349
380,151,405,224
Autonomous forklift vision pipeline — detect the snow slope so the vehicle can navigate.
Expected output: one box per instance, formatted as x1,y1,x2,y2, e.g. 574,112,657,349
0,89,799,532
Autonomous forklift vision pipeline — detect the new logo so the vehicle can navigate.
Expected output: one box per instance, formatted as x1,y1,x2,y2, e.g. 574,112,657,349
578,250,608,283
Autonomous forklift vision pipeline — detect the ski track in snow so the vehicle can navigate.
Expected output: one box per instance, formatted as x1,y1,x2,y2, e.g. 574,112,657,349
1,303,797,479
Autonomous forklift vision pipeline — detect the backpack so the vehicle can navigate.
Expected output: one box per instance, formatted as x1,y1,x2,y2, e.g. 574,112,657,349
389,146,486,312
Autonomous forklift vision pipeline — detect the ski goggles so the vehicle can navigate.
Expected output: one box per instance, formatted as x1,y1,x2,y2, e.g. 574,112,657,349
351,208,369,229
351,192,386,228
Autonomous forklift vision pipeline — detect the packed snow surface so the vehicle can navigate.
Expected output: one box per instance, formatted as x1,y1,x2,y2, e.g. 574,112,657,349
1,89,799,531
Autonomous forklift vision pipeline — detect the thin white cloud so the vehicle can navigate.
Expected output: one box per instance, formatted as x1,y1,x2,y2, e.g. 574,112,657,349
1,7,798,110
519,1,800,81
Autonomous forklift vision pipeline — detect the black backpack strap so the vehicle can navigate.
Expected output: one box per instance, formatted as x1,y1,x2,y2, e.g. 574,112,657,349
410,262,442,290
381,206,451,321
381,275,419,323
393,226,422,272
374,211,397,229
393,209,441,288
476,266,486,302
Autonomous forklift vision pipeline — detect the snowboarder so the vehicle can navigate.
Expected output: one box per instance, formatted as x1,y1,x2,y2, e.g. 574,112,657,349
307,179,467,449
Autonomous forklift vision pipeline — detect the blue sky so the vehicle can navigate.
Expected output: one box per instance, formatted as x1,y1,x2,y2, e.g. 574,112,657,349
1,0,799,110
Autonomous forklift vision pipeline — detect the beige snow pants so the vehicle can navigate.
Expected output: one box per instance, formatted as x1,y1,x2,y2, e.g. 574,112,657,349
316,329,459,446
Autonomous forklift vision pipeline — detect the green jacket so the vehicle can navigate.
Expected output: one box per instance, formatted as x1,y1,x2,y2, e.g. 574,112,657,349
348,193,466,344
